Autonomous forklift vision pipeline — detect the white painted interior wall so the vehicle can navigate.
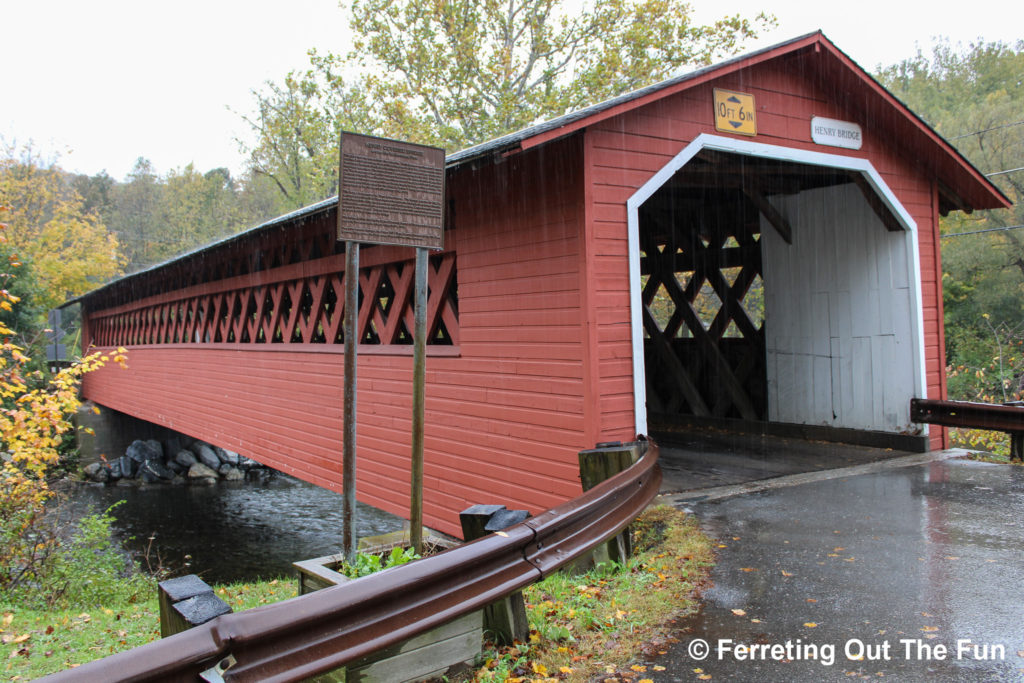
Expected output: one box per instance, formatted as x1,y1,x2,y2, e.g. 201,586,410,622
760,183,917,432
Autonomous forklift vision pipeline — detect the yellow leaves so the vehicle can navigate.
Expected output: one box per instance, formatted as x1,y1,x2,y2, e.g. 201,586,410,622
921,626,939,632
630,664,646,672
730,609,746,616
804,622,818,628
91,405,101,415
1,146,124,310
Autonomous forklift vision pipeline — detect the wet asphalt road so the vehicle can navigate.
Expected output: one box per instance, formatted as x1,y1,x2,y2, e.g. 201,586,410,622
649,458,1024,682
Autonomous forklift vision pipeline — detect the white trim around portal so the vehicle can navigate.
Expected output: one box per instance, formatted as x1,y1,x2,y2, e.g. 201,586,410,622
625,133,928,436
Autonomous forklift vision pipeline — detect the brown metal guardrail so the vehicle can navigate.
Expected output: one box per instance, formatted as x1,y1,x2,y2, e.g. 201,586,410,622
42,440,661,682
911,398,1024,459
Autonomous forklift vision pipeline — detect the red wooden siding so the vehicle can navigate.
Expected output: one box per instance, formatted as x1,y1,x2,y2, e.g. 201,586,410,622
583,59,948,449
84,136,589,538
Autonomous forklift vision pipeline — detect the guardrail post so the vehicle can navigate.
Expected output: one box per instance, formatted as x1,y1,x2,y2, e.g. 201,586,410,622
578,441,645,566
158,575,232,638
460,505,530,644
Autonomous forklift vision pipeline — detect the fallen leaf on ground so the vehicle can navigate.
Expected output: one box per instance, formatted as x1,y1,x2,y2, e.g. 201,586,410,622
740,567,757,572
731,609,747,616
804,622,818,628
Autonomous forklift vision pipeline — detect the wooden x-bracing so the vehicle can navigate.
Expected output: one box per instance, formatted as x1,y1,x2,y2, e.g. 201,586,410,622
641,212,765,421
90,253,459,349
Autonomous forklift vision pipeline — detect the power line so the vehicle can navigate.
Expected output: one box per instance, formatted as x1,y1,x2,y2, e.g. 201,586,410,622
986,166,1024,177
942,224,1024,237
951,120,1024,140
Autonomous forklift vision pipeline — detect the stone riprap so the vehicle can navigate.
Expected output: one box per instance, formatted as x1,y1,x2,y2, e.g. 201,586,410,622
82,437,272,485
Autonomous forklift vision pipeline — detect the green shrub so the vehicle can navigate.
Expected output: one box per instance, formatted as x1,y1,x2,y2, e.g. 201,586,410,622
2,503,153,609
341,546,420,578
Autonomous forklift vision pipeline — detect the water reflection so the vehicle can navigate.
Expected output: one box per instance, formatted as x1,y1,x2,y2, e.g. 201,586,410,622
64,475,405,584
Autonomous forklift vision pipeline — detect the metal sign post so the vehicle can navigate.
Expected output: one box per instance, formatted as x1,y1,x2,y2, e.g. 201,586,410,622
337,131,444,559
342,242,359,561
409,248,428,553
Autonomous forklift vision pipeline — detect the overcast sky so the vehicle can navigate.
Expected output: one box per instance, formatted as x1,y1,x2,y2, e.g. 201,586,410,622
3,0,1021,181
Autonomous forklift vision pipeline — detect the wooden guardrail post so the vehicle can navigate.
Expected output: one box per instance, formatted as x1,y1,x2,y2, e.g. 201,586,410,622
158,575,231,638
578,440,645,566
460,505,530,644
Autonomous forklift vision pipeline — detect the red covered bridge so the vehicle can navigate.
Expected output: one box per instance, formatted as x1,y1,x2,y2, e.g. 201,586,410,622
74,32,1009,538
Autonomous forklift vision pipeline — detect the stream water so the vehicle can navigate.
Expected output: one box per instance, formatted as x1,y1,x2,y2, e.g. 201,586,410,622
61,475,405,585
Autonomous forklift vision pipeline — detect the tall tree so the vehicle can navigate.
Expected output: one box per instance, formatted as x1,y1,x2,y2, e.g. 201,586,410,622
879,39,1024,401
338,0,773,149
239,0,773,209
107,158,164,272
153,164,248,263
236,71,379,213
0,142,122,312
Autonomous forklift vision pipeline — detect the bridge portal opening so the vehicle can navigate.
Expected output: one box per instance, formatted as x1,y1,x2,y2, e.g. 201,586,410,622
632,141,926,448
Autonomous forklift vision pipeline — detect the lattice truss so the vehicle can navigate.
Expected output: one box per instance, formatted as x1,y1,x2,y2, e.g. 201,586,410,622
90,253,459,348
640,201,767,421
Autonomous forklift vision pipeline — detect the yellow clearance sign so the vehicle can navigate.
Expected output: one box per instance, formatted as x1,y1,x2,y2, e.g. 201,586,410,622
713,89,757,136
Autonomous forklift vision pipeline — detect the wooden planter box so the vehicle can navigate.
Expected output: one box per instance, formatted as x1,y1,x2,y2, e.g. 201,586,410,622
293,540,481,683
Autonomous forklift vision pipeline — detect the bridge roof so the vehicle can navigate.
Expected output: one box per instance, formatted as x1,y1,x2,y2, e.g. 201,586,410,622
70,31,1009,308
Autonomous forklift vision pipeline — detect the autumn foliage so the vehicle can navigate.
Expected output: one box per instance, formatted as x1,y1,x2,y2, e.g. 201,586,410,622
0,204,127,598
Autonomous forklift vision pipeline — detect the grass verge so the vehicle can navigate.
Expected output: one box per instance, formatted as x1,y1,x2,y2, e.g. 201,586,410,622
469,504,714,682
0,578,296,680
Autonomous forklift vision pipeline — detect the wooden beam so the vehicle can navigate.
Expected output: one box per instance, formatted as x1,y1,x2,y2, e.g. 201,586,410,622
742,184,793,244
850,172,904,232
642,307,711,417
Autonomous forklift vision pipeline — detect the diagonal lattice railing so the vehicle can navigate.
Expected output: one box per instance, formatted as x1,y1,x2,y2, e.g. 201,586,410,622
88,252,458,349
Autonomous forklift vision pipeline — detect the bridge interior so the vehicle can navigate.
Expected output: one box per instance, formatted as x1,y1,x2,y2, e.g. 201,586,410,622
638,149,922,449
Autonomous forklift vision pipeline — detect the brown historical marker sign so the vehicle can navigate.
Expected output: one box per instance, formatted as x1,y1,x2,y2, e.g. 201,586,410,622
337,132,445,249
